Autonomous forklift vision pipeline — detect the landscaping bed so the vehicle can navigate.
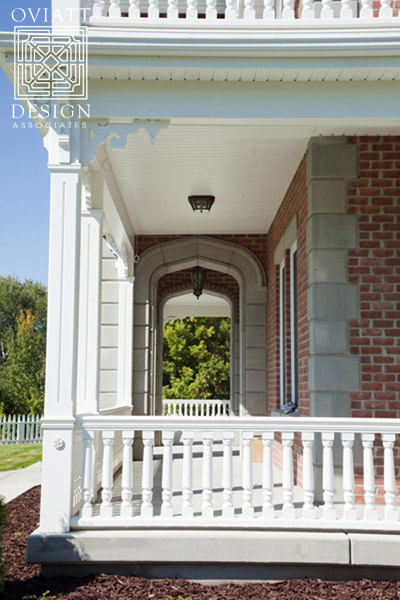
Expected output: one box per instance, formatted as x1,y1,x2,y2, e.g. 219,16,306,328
2,487,400,600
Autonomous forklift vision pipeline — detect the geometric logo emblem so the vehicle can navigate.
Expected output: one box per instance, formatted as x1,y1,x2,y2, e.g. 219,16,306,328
14,27,88,100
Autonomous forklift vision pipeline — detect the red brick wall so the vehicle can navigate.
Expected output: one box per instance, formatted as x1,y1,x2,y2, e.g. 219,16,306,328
348,136,400,500
348,136,400,420
265,156,309,416
157,269,240,323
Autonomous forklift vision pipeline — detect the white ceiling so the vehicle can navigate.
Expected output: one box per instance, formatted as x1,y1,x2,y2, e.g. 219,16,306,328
164,291,231,322
105,123,310,234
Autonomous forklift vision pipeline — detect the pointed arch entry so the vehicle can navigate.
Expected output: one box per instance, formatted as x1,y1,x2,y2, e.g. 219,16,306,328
133,236,267,417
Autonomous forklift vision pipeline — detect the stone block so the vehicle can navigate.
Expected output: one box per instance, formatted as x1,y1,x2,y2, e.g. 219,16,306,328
246,347,267,370
246,370,267,393
246,392,266,416
310,319,347,354
308,283,358,319
99,370,118,393
307,215,357,251
246,325,266,348
246,304,267,326
309,354,360,391
101,303,119,325
310,391,351,417
101,281,119,303
308,249,347,284
307,140,357,183
101,325,119,347
100,348,118,370
308,179,347,215
350,534,400,566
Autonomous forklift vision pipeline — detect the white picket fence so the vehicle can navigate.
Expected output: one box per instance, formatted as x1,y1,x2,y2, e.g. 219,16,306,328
163,399,231,417
0,414,42,444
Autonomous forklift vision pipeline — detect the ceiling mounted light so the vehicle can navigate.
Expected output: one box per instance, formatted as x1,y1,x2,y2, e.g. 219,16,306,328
188,195,215,213
191,267,206,300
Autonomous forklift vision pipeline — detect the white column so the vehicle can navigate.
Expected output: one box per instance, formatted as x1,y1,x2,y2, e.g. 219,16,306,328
223,431,235,518
383,433,397,522
342,433,356,520
161,430,174,518
182,430,194,518
262,432,274,519
40,166,81,533
322,432,336,520
362,433,377,521
282,432,295,519
302,432,316,520
117,270,134,408
120,430,134,518
242,431,254,517
141,430,154,518
77,209,103,415
202,431,214,518
100,430,114,518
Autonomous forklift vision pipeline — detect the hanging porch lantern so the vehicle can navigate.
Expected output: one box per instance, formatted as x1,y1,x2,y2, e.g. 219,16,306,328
188,195,215,213
191,267,206,300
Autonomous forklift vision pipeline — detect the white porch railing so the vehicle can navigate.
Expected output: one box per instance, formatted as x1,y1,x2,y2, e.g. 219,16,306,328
163,399,231,417
71,416,400,530
0,414,42,444
86,0,395,24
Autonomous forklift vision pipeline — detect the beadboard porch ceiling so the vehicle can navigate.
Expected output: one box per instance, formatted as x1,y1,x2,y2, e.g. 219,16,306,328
102,120,397,234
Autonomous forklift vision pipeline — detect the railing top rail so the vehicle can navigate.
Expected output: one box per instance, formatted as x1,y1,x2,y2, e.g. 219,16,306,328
59,415,400,434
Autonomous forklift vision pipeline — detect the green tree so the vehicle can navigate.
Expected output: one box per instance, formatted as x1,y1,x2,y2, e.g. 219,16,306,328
162,317,230,400
0,277,47,415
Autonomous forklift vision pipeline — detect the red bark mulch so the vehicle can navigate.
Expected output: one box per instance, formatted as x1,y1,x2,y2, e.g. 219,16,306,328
1,486,400,599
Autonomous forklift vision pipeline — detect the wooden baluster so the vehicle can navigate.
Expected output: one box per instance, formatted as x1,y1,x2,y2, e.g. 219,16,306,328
161,430,174,518
301,0,313,18
282,432,295,519
109,0,121,17
321,0,333,19
322,432,336,520
383,433,397,521
362,433,377,521
360,0,372,16
148,0,159,19
92,0,105,16
186,0,198,19
80,430,95,518
262,432,274,518
244,0,255,19
379,0,392,17
225,0,237,19
120,430,134,518
242,432,254,517
202,431,214,517
141,431,154,518
223,431,235,518
206,0,217,19
168,0,179,18
100,430,114,518
129,0,141,18
342,433,357,520
182,431,194,517
340,0,353,18
263,0,275,19
302,432,316,519
282,0,294,19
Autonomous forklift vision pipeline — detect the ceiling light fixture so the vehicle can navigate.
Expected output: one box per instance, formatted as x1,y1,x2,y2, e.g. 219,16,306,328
191,267,206,300
188,195,215,213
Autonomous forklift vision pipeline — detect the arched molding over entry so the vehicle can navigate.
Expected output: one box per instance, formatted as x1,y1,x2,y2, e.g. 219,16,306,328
133,235,267,417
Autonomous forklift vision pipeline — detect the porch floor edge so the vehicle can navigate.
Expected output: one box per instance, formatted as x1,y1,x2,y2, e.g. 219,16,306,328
27,529,400,577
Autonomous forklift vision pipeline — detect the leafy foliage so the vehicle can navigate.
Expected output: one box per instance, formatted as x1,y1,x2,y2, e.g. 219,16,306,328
162,317,230,400
0,277,47,415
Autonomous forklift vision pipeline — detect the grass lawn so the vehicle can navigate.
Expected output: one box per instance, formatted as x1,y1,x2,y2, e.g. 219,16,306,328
0,443,42,471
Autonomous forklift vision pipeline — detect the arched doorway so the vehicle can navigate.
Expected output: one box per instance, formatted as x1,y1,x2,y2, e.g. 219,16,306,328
158,288,236,416
133,235,267,417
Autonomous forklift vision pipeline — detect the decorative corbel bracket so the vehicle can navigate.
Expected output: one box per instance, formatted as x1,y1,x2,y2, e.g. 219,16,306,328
103,233,129,279
81,119,170,167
